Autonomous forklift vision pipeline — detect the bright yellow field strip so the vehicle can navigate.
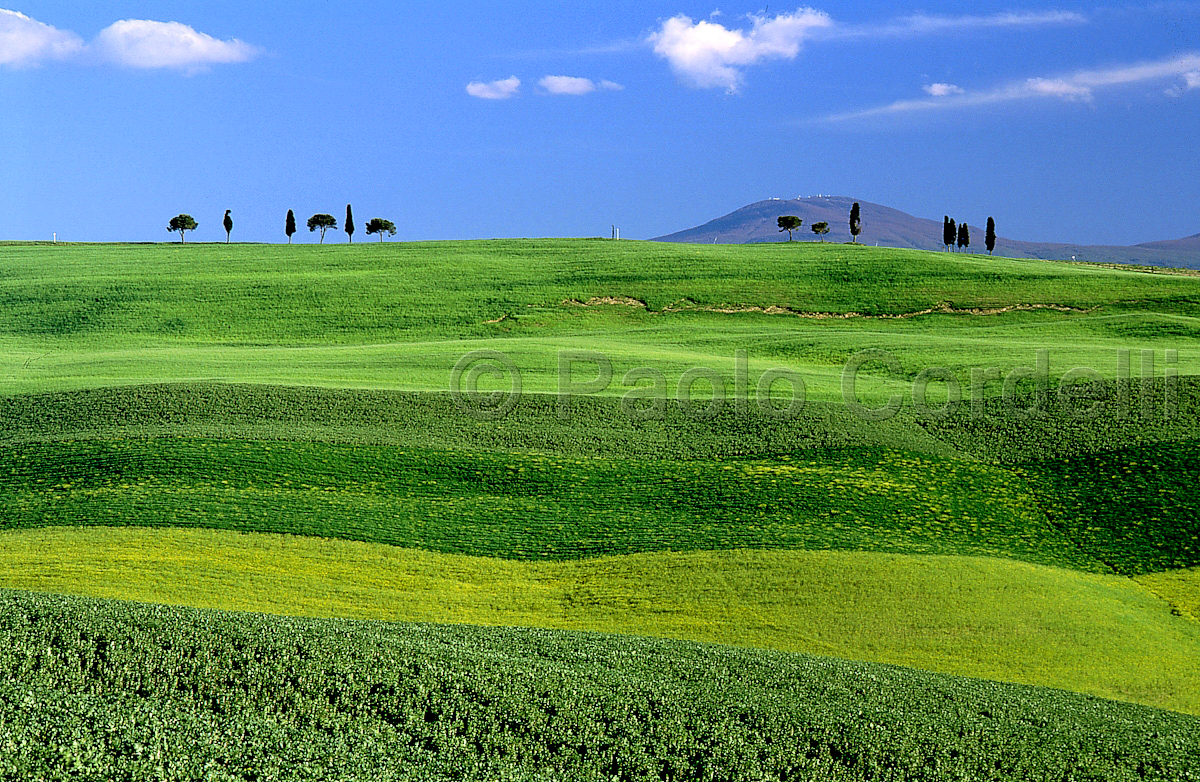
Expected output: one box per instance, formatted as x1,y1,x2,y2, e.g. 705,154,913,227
1138,567,1200,622
3,525,1199,715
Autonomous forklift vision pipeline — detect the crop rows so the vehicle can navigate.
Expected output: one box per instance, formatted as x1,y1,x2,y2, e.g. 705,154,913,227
0,589,1197,781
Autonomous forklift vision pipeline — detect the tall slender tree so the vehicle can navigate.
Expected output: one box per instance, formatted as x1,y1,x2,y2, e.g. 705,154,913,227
957,222,970,252
985,216,997,255
345,204,355,243
943,217,953,250
849,202,862,244
286,210,297,243
945,218,956,251
223,210,233,243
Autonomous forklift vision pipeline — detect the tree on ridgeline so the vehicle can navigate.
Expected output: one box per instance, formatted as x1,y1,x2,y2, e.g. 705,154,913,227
307,213,337,243
943,216,954,251
946,218,957,251
986,216,997,255
811,221,830,241
365,218,397,242
286,210,297,243
958,222,970,252
223,210,233,243
849,202,862,243
777,215,802,241
345,204,355,243
167,214,197,243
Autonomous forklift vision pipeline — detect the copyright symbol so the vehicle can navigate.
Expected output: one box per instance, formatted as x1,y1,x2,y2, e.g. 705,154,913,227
450,349,522,420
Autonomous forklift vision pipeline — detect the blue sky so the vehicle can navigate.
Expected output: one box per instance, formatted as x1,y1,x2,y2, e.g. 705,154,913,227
2,1,1198,245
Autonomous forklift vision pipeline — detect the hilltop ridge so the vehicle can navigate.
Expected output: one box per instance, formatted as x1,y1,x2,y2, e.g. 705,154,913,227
654,196,1200,269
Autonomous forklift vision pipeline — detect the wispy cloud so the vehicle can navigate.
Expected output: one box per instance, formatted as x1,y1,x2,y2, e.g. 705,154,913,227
827,52,1200,121
0,9,83,66
831,10,1086,40
538,75,623,95
466,76,521,100
648,8,833,92
94,20,258,70
0,9,258,70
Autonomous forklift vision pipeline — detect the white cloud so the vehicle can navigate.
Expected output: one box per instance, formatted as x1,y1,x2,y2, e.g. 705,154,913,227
0,9,84,66
538,76,624,95
466,76,521,100
923,83,963,97
828,52,1200,120
648,8,832,92
540,75,596,95
0,9,257,70
94,19,257,70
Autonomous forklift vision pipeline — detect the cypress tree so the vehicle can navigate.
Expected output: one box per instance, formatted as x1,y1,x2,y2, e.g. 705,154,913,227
286,210,296,243
223,210,233,243
958,222,970,251
849,202,862,244
946,218,956,251
986,216,996,255
345,204,355,243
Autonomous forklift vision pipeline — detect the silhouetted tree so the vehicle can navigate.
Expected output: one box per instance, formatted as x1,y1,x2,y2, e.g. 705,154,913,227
945,218,956,251
811,221,830,241
365,218,397,241
986,216,996,255
307,213,337,243
345,204,355,243
223,210,233,243
777,215,802,241
167,214,197,243
849,202,862,243
957,222,970,251
286,210,297,243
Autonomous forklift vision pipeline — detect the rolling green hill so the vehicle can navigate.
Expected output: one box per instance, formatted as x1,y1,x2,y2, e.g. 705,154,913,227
2,239,1199,777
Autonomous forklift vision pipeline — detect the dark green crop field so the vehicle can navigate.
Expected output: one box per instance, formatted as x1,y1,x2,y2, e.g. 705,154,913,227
2,590,1198,782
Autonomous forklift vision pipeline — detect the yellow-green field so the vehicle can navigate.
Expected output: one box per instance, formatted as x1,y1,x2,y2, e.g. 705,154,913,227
5,525,1198,715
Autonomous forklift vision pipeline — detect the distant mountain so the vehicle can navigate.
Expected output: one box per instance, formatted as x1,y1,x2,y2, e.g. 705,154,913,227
1135,233,1200,252
653,197,1200,270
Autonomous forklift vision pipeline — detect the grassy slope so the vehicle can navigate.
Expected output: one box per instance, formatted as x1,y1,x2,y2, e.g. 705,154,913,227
1,588,1198,781
3,527,1199,714
2,240,1200,402
3,241,1200,750
1139,567,1200,620
0,437,1093,567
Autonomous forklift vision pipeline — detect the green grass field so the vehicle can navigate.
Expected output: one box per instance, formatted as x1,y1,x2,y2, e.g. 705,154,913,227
3,240,1199,402
2,239,1200,778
